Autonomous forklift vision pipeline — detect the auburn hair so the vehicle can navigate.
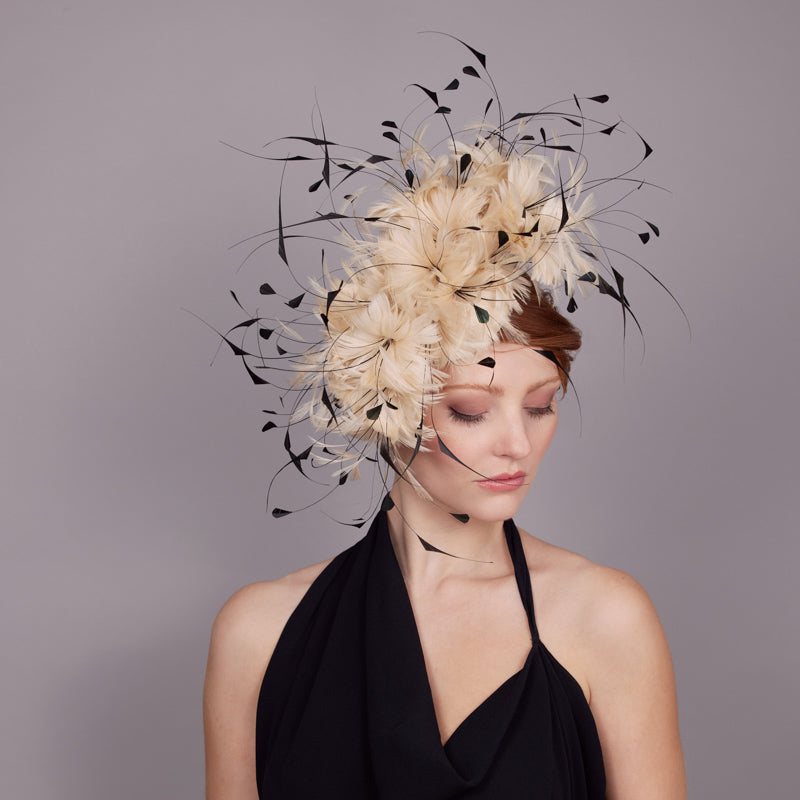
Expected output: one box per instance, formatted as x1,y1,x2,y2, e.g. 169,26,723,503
500,287,582,392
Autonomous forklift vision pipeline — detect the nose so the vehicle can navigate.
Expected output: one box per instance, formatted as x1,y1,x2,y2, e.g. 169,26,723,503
495,411,533,460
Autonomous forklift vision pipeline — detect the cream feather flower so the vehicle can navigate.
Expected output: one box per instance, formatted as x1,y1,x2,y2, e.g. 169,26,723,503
296,136,599,458
226,39,664,515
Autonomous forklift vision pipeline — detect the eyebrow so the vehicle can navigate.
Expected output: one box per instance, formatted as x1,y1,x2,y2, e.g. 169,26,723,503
444,377,562,396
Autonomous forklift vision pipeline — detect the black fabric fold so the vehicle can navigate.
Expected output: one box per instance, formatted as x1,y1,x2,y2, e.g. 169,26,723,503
256,509,606,798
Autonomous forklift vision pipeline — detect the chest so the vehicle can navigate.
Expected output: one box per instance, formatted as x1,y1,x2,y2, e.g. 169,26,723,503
407,577,533,743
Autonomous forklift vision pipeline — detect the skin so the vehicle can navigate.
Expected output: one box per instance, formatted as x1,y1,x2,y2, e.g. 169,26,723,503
203,343,687,799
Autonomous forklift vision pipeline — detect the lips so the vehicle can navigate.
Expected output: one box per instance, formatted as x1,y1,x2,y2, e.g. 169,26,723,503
476,471,527,491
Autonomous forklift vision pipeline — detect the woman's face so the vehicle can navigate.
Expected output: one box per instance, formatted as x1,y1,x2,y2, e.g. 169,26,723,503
407,342,562,523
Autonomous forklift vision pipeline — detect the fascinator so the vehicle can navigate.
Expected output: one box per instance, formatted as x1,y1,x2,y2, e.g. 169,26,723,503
219,35,674,520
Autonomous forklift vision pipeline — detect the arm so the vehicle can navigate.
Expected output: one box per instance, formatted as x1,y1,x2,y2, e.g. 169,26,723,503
203,582,294,800
586,571,686,800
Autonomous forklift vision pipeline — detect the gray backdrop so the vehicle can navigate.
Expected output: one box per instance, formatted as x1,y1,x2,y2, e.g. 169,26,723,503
3,1,798,798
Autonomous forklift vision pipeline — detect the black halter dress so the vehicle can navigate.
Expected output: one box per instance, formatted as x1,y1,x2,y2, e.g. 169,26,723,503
255,509,606,798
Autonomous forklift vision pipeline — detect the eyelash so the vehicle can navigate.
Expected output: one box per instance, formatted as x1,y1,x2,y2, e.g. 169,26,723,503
447,405,554,426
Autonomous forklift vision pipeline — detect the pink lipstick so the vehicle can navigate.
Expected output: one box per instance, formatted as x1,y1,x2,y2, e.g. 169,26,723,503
476,472,526,491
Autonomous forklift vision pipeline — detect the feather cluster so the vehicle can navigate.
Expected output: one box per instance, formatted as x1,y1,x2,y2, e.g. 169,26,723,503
224,36,664,509
296,136,598,462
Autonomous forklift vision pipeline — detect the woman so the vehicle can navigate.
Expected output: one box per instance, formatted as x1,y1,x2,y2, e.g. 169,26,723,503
204,39,686,799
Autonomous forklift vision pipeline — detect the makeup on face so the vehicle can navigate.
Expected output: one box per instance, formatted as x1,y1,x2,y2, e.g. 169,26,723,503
402,345,563,523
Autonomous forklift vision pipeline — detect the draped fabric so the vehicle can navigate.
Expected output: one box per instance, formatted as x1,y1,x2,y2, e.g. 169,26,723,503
256,510,606,798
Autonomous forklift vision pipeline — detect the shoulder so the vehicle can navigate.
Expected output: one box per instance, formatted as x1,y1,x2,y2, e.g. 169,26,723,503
208,557,334,677
516,528,669,695
517,528,686,797
203,559,334,799
518,526,660,631
204,557,335,726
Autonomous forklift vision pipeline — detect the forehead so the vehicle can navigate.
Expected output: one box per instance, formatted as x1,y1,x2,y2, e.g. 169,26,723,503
444,343,561,391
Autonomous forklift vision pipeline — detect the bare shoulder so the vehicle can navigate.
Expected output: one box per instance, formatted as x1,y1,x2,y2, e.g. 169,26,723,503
205,556,335,715
208,556,334,673
514,527,669,699
203,557,334,799
516,526,661,644
516,527,685,798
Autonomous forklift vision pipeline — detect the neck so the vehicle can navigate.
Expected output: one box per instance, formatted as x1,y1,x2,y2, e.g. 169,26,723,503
385,478,510,586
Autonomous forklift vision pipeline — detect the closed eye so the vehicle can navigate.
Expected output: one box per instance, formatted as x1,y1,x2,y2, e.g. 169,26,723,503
527,405,554,418
448,408,486,425
448,405,554,426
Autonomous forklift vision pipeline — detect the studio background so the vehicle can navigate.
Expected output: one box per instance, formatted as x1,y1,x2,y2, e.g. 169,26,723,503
3,1,798,798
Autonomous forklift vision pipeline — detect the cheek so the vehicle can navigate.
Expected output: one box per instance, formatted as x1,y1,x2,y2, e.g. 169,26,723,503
413,425,484,481
430,419,490,462
404,449,456,497
428,435,477,471
533,416,559,458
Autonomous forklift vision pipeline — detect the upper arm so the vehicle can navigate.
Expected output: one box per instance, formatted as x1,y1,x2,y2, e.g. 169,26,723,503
585,571,686,800
202,581,296,800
